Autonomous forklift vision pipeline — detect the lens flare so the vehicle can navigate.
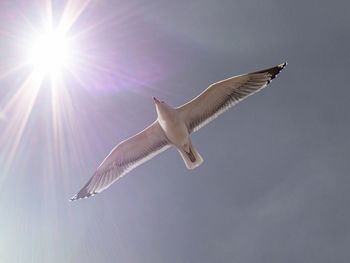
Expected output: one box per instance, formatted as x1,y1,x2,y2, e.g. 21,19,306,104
0,0,93,180
0,110,5,121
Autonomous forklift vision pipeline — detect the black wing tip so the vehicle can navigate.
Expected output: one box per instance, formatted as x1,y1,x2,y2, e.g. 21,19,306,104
277,62,287,72
69,191,97,202
69,193,81,202
278,62,288,68
256,62,287,84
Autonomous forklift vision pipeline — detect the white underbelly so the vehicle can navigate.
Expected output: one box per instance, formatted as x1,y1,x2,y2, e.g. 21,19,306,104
160,119,188,146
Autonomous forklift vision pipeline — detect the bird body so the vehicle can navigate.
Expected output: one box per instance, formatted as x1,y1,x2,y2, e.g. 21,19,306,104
70,62,287,201
154,97,203,169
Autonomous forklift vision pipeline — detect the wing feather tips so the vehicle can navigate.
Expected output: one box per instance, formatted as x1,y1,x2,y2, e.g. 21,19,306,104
271,62,287,79
69,189,95,202
69,176,97,202
254,62,287,83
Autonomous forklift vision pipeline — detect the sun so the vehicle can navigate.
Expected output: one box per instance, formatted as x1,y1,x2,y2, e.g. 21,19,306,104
1,0,109,173
27,29,73,77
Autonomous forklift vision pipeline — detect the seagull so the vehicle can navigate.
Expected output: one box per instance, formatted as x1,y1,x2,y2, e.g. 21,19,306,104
70,62,287,201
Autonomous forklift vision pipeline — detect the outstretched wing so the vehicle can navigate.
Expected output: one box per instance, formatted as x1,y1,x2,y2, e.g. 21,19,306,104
70,121,170,201
177,63,287,133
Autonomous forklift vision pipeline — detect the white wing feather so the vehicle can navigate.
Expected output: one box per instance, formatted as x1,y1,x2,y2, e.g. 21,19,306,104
177,63,287,133
70,121,170,201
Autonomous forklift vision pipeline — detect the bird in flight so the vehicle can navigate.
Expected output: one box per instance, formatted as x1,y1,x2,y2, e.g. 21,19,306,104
70,62,287,201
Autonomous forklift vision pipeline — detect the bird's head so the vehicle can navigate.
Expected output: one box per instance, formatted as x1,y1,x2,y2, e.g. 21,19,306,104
153,97,173,116
153,96,164,105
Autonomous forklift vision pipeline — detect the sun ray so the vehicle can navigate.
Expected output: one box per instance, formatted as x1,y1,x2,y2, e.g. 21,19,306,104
0,110,5,121
0,63,27,81
0,0,96,186
0,71,43,177
58,0,91,34
42,0,53,31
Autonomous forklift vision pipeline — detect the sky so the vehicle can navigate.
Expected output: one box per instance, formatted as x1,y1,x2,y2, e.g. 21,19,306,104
0,0,349,262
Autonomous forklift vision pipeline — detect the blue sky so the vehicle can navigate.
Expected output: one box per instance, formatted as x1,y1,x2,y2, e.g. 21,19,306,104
0,0,349,262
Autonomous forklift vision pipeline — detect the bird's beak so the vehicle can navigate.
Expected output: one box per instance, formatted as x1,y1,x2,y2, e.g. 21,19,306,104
153,97,160,104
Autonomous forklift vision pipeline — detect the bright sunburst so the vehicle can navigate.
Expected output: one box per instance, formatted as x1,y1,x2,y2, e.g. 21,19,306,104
27,29,73,77
0,0,94,176
1,0,155,184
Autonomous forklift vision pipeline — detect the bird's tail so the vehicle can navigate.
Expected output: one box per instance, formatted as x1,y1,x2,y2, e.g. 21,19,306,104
178,142,203,170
